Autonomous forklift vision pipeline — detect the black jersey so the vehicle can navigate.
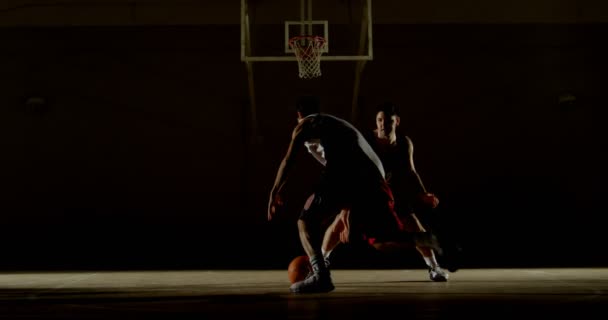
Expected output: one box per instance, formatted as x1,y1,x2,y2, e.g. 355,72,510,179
301,113,385,179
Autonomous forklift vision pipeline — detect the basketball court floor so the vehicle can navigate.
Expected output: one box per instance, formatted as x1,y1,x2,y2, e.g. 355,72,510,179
0,268,605,319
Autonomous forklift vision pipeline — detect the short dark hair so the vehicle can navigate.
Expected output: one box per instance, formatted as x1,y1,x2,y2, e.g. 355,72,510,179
295,95,321,117
376,102,399,117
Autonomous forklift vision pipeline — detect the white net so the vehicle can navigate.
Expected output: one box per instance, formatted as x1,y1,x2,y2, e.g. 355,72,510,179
288,36,327,79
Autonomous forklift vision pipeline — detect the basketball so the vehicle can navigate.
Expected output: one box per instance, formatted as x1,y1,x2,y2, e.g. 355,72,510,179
287,255,312,284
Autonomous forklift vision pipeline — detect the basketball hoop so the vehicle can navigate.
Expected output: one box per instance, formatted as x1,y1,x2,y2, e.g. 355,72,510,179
288,35,327,79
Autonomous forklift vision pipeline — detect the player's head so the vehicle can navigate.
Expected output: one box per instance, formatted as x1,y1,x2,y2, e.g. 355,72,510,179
375,102,400,138
295,95,321,121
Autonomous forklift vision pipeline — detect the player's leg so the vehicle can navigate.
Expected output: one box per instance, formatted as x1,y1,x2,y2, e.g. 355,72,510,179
291,191,339,293
411,202,463,273
297,194,322,259
400,212,449,281
359,180,449,280
321,208,350,262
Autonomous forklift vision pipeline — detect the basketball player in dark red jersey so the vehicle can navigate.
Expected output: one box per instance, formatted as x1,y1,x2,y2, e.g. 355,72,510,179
319,102,452,281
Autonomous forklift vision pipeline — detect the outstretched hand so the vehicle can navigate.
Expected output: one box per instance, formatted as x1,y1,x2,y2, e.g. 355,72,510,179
419,192,439,209
267,193,284,221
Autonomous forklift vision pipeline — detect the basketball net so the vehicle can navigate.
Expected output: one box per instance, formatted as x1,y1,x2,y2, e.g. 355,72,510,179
288,36,327,79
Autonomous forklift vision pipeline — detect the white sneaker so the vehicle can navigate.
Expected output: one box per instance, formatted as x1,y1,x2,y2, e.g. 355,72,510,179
429,267,449,282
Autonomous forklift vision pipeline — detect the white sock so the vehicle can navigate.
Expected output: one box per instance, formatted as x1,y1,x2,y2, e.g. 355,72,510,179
423,252,439,269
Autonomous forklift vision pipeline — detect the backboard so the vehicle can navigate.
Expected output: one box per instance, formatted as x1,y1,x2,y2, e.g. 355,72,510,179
240,0,373,63
240,0,374,137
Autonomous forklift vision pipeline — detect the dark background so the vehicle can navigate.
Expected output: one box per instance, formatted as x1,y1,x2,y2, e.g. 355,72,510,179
0,1,606,271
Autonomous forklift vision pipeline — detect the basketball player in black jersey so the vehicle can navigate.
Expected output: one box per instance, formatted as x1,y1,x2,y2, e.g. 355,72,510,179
268,96,440,293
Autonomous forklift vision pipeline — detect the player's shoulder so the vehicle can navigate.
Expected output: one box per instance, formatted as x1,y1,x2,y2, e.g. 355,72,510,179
364,130,378,145
297,114,317,128
292,115,317,137
400,134,414,145
397,134,414,152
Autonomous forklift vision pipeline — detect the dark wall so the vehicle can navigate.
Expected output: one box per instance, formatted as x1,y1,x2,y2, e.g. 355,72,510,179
0,24,606,270
359,24,607,268
0,26,253,269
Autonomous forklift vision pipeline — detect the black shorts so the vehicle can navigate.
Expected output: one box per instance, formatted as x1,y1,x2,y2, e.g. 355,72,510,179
299,168,404,240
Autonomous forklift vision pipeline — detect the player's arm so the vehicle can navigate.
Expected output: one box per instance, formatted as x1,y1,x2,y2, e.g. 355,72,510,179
267,119,311,220
404,136,427,193
404,136,439,208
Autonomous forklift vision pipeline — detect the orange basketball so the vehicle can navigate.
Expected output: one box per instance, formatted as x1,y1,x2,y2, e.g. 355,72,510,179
287,255,312,284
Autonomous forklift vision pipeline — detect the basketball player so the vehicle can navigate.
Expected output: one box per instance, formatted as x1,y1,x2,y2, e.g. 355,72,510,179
268,96,440,294
319,102,452,282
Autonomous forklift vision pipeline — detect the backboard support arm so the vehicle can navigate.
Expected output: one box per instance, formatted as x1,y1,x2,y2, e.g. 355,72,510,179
351,0,373,124
241,0,258,142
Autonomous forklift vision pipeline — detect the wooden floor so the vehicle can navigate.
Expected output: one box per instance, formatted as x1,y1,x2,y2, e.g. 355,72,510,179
0,268,606,319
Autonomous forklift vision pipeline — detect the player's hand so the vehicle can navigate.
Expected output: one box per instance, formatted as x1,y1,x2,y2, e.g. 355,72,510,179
338,209,351,243
267,193,284,221
339,228,349,243
419,192,439,209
